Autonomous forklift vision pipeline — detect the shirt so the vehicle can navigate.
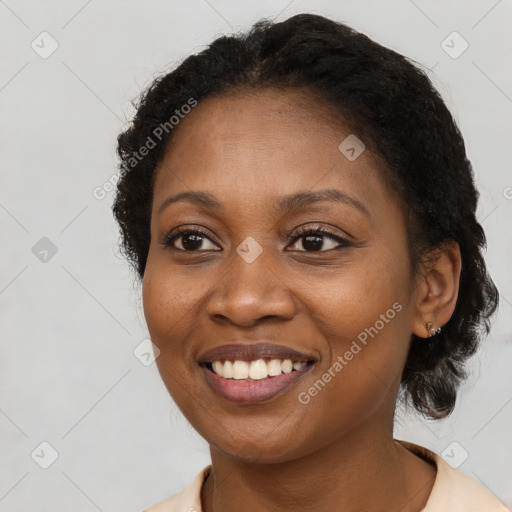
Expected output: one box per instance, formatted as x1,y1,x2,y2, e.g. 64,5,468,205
144,439,510,511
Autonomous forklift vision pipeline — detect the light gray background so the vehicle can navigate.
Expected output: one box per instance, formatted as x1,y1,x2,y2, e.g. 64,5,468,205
1,0,511,510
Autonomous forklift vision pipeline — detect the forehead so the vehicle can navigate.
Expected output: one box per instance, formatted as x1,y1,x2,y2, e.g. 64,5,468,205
153,89,394,219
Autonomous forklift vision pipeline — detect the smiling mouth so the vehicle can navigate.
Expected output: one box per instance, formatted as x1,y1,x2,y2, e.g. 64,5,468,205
197,342,318,403
200,357,316,404
203,358,315,380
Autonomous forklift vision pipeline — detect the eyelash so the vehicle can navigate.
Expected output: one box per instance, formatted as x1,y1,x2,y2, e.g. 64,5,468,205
162,225,216,250
161,224,352,252
287,225,352,250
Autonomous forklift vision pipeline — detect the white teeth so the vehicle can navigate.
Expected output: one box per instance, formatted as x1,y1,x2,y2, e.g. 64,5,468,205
223,360,233,378
211,358,309,379
267,359,282,376
233,361,249,380
212,361,224,377
249,359,267,380
281,359,293,373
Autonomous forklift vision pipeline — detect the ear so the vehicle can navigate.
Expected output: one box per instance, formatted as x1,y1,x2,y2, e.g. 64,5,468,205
412,241,462,338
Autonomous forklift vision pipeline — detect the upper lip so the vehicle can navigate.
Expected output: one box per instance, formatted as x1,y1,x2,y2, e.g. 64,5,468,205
197,343,317,364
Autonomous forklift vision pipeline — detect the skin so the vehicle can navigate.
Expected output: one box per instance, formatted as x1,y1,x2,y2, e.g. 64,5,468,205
142,89,461,512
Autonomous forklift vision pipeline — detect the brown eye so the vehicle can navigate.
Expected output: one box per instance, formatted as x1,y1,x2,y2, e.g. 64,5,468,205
287,226,351,252
163,227,221,251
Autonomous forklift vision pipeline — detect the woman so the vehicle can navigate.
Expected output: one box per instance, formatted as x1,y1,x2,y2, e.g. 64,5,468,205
113,13,507,512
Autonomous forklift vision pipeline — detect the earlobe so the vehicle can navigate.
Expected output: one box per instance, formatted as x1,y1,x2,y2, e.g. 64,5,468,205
412,241,462,339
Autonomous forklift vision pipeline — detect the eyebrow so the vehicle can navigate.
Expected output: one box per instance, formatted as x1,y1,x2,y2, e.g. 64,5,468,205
158,188,369,217
158,191,222,215
273,189,369,217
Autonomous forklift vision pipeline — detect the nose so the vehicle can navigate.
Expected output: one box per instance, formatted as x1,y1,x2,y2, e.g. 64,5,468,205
205,247,297,327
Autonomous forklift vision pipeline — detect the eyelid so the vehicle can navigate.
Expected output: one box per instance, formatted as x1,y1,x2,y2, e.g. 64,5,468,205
161,225,221,250
285,224,352,250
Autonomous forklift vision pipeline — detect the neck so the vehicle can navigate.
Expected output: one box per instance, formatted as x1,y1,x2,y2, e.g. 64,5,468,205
201,421,436,512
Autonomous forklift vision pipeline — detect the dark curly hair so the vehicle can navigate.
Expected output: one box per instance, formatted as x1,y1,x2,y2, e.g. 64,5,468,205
113,13,498,420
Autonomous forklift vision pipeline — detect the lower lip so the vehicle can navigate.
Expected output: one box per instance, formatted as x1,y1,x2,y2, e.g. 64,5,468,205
201,365,313,404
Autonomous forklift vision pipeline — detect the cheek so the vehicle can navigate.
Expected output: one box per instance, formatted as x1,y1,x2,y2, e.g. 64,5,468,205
296,252,411,413
298,247,410,341
141,257,206,386
143,255,198,337
142,262,206,418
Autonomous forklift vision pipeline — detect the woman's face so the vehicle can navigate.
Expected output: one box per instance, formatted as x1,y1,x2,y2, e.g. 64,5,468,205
143,89,420,463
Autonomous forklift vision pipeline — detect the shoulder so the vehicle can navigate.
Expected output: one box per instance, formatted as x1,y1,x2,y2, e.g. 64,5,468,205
397,440,510,512
143,466,211,512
